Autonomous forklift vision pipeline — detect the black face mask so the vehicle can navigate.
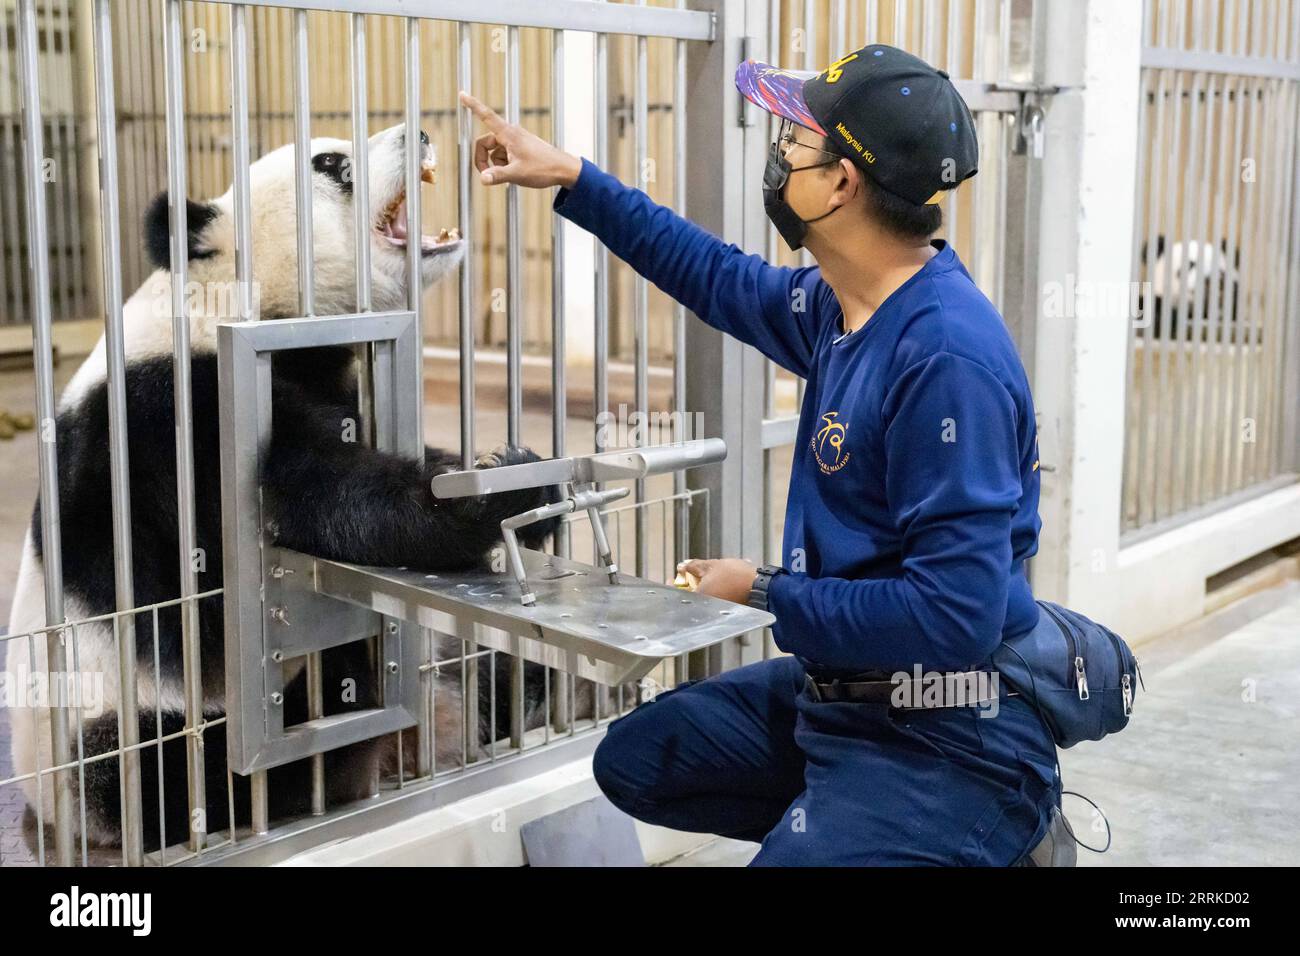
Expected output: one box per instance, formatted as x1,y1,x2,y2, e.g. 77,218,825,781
763,137,840,251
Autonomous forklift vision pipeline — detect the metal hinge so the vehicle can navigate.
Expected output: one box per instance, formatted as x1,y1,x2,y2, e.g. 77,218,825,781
990,82,1069,159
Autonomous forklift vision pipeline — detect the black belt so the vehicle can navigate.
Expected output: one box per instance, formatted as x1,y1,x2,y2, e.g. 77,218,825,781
804,671,1014,709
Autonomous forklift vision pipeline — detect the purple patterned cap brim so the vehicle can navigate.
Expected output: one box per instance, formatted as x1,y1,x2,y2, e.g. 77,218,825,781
734,60,827,136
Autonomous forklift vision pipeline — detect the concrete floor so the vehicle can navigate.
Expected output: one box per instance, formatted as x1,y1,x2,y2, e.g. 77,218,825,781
663,578,1300,866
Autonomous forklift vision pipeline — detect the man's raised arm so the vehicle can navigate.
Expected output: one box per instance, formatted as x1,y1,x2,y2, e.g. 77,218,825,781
459,90,830,379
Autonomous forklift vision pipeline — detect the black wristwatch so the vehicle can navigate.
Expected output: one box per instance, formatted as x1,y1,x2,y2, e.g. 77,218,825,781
747,565,787,613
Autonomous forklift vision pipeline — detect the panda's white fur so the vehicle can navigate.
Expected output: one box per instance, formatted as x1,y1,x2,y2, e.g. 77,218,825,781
62,126,460,410
6,124,557,851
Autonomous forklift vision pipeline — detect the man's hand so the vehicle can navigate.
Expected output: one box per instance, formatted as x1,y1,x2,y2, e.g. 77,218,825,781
459,90,583,189
677,558,758,605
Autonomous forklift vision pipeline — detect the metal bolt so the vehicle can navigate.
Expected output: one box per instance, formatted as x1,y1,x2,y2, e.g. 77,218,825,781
270,692,283,706
270,606,290,626
387,622,399,635
270,649,283,663
386,661,399,674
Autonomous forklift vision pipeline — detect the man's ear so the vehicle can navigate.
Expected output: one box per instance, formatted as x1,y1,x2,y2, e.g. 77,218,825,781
144,191,220,269
830,159,860,210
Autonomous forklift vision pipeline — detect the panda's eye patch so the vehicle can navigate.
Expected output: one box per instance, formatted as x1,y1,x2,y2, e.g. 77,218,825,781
312,152,353,194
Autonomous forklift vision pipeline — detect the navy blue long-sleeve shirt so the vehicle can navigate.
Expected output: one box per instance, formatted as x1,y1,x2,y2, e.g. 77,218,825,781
554,158,1042,674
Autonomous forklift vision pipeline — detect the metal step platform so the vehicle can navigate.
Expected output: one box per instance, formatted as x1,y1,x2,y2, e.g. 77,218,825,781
282,544,773,686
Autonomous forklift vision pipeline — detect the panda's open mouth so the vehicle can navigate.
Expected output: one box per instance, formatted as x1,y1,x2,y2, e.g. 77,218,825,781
376,167,462,256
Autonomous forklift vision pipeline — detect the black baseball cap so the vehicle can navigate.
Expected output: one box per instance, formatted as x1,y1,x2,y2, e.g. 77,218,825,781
735,44,978,206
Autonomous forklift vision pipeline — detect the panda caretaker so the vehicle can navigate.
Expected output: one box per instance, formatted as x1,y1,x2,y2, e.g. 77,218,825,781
460,42,1059,866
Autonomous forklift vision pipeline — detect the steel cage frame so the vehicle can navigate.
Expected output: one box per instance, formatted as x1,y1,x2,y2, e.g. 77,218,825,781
5,0,733,868
218,310,425,778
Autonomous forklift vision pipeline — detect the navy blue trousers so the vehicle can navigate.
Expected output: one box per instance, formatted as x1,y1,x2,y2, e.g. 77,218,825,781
594,656,1061,865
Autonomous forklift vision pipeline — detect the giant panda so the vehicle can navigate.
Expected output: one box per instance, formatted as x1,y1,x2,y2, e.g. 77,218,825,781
5,123,564,855
1138,235,1241,341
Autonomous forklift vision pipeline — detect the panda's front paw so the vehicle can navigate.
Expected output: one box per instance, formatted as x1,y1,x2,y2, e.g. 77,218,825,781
474,443,542,470
471,446,563,550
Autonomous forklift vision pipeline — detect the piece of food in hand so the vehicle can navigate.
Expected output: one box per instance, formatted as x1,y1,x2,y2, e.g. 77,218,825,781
673,569,700,591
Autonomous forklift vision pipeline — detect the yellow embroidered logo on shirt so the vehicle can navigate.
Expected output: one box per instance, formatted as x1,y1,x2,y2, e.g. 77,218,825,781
812,411,851,474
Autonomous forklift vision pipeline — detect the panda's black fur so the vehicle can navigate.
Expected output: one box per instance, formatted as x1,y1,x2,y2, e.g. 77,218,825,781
12,127,565,853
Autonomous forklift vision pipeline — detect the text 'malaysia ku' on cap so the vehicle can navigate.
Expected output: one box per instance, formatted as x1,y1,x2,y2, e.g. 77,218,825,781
735,43,979,206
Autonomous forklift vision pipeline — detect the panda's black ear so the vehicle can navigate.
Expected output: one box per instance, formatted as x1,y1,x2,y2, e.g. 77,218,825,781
144,192,220,269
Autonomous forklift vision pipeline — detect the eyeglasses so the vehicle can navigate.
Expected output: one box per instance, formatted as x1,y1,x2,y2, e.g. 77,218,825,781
775,118,841,164
767,118,840,192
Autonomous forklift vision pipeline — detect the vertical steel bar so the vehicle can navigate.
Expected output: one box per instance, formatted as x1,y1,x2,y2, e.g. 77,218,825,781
633,12,649,579
594,25,610,457
1228,77,1263,494
1280,71,1300,476
1170,63,1205,515
504,23,525,751
294,11,315,319
549,25,573,730
1175,0,1208,511
68,622,87,864
405,13,431,778
291,7,327,813
1153,61,1185,521
1200,75,1235,506
39,0,70,327
228,1,262,838
505,25,523,445
18,0,77,867
151,606,166,863
593,17,611,720
1217,73,1248,499
1186,71,1219,508
91,0,144,867
672,9,689,671
551,26,568,547
1246,77,1282,485
1260,80,1295,478
455,19,479,756
352,11,374,443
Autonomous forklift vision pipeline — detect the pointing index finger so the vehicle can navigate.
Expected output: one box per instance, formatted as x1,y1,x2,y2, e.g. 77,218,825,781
459,90,506,134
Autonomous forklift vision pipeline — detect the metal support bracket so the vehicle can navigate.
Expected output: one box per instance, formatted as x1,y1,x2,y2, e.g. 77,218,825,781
431,438,728,605
219,316,766,773
218,311,424,775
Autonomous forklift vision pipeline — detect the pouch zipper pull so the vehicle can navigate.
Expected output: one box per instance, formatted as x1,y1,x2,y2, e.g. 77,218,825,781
1121,673,1133,715
1074,656,1089,700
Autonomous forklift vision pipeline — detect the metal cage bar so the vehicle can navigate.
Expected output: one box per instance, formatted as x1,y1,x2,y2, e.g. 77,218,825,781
163,0,209,855
90,0,145,868
16,0,77,867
